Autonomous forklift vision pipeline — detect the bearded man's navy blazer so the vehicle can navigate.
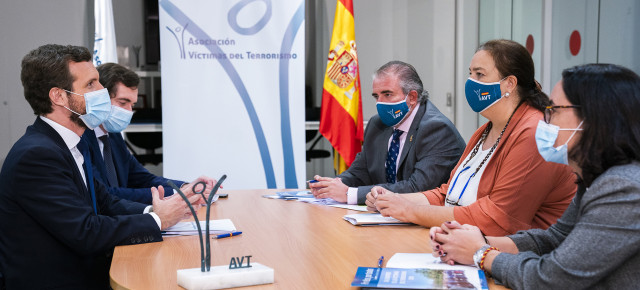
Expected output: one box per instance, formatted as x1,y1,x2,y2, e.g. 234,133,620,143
0,117,162,289
81,129,185,204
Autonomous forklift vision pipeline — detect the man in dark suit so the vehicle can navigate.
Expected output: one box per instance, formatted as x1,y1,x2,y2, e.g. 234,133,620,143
81,63,208,204
310,61,465,205
0,44,204,289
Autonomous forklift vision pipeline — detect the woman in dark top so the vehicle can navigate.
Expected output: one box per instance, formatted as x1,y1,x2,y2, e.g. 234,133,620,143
430,63,640,289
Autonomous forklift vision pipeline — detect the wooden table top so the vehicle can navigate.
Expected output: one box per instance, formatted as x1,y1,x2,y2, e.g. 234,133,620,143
110,189,506,289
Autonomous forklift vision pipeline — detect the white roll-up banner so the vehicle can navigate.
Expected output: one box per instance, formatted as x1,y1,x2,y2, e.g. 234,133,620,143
93,0,118,66
159,0,305,189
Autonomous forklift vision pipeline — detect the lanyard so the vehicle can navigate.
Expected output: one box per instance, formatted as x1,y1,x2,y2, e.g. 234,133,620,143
445,102,523,206
445,166,477,206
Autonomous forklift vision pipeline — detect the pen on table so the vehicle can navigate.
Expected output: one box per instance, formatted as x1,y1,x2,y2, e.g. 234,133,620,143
213,231,243,239
378,256,384,268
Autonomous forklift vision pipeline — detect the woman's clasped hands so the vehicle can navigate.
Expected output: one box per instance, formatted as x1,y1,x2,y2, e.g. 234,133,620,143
430,221,487,266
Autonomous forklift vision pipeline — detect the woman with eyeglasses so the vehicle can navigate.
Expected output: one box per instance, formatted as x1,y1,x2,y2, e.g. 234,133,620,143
365,39,577,235
430,63,640,289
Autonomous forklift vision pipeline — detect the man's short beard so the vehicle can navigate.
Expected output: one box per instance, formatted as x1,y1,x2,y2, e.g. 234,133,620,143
67,94,87,129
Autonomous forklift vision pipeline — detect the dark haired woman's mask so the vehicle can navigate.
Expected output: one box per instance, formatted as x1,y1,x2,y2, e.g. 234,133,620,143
464,77,507,112
535,120,583,165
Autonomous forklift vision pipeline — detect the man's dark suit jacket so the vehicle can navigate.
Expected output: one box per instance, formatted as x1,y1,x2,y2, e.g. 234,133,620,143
82,129,185,204
0,117,163,289
339,99,466,204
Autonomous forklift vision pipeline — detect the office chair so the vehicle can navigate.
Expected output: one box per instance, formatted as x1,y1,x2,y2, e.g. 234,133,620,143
124,108,164,165
306,133,330,161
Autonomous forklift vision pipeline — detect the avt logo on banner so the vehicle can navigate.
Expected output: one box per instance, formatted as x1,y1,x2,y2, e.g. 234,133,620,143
159,0,305,190
165,23,188,59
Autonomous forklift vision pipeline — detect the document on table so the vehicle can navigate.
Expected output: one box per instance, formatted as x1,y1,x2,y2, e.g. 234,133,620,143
387,253,478,270
296,197,368,211
162,219,236,236
262,191,313,200
262,192,368,211
276,191,314,198
325,203,369,211
343,213,412,226
384,253,489,289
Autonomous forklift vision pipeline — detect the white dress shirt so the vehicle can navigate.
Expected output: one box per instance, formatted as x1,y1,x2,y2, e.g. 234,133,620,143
94,125,108,157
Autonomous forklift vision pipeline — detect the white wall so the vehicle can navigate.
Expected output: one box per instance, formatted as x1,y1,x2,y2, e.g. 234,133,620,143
0,0,92,166
350,0,457,123
549,0,600,87
455,0,481,140
598,0,640,73
478,0,640,93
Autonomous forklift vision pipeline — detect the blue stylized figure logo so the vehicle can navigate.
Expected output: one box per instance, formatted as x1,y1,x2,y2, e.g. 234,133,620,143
166,23,188,59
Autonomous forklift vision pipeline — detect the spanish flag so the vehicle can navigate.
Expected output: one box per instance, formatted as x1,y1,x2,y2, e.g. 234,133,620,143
319,0,364,174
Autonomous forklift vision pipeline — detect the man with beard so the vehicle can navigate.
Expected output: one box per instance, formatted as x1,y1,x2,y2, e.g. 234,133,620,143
0,44,206,289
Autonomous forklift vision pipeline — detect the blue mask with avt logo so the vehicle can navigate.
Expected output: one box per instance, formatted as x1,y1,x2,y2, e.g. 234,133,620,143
464,77,506,112
376,95,410,127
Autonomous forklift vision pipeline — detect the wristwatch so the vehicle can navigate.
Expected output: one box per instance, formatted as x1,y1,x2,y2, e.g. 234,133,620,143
473,244,491,268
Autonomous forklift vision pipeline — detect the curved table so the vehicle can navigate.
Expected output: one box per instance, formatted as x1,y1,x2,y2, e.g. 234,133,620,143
110,189,506,289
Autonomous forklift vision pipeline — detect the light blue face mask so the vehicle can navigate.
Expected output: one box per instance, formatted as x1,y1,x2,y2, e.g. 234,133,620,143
103,105,134,133
535,119,583,165
376,95,410,127
63,88,111,129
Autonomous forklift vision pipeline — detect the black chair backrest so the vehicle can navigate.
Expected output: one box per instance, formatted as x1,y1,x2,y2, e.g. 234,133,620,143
127,108,163,151
125,108,163,165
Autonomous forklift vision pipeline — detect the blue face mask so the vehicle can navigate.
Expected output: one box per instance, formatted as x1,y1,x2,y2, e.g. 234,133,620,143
103,105,134,133
535,119,583,165
376,95,410,127
464,77,507,112
63,88,112,129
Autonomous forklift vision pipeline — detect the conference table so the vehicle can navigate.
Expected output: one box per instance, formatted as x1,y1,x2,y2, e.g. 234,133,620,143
110,189,507,289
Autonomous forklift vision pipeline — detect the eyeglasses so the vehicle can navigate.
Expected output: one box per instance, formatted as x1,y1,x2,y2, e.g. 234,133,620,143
544,105,581,124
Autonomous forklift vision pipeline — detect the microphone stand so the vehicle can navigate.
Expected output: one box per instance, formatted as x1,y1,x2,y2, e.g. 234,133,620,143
168,175,226,272
205,175,226,270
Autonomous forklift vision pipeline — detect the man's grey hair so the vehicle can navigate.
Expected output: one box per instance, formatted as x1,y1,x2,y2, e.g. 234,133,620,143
373,60,429,102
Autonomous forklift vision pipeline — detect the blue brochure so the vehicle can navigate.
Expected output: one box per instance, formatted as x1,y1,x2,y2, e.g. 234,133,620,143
351,267,488,289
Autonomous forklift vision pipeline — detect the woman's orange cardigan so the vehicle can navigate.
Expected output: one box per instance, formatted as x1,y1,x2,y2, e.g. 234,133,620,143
423,103,577,235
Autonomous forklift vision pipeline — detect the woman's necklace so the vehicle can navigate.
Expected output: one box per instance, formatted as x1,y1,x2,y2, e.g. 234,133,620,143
445,102,523,206
461,101,523,181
